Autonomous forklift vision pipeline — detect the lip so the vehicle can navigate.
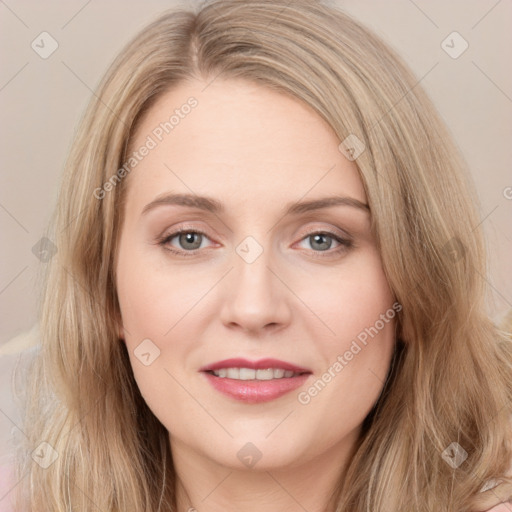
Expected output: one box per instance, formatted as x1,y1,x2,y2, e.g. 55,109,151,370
199,358,311,373
199,358,312,404
202,373,310,403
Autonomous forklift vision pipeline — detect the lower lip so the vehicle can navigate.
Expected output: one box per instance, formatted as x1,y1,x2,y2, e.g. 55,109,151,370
202,372,311,403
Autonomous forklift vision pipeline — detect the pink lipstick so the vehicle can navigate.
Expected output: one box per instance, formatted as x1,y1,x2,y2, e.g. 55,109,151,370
199,358,312,403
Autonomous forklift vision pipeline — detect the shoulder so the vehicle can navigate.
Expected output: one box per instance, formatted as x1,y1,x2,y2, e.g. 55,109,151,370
484,505,512,512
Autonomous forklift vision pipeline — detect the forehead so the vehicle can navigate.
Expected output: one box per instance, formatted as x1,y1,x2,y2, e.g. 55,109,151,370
124,77,366,213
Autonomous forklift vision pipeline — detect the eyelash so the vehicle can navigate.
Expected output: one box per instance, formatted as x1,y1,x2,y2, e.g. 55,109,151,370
156,227,353,258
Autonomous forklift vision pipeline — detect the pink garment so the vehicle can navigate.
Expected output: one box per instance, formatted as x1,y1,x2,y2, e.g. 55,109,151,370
0,463,14,512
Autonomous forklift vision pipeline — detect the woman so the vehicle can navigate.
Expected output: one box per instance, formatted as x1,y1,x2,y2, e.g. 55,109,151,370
12,0,512,510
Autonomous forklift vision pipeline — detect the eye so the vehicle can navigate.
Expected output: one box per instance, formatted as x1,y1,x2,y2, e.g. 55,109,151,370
296,231,352,256
158,228,214,256
157,227,352,258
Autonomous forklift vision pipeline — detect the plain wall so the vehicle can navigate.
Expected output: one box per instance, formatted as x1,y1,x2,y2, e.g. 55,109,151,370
1,0,511,351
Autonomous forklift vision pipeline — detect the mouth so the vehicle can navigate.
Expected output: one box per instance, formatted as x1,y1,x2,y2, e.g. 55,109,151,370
207,367,304,379
199,358,312,403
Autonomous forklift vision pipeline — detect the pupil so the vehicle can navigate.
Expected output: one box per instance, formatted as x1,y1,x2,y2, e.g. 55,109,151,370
312,234,331,251
180,232,201,250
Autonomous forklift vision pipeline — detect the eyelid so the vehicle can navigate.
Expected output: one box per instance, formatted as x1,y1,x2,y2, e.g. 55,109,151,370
158,222,214,240
294,223,351,242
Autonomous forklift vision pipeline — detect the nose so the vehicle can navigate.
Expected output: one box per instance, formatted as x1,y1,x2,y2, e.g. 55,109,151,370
219,245,292,335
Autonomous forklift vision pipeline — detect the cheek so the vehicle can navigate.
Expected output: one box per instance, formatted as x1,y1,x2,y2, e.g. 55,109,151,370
115,257,192,424
300,247,395,348
115,242,211,408
116,240,209,339
294,249,396,419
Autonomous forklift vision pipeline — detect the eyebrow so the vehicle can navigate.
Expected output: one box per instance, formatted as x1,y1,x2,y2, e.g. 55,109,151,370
141,193,370,217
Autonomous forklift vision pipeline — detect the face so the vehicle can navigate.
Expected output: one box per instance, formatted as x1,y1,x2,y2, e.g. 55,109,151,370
115,77,397,473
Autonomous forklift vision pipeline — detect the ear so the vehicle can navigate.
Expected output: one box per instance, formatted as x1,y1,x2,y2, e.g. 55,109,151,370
114,313,126,342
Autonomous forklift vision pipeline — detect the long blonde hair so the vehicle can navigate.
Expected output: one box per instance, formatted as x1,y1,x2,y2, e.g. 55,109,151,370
15,1,512,510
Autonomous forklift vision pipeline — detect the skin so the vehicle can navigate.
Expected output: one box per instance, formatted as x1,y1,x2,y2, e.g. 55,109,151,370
115,77,397,512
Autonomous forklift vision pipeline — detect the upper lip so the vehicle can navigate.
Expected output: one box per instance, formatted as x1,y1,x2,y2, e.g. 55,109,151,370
199,358,312,374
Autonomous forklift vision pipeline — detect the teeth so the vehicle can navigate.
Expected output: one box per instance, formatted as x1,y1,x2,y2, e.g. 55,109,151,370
256,369,274,380
211,368,301,380
226,368,239,379
239,368,256,380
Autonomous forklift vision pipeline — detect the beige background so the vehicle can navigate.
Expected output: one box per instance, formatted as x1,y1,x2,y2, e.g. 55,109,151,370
1,0,511,352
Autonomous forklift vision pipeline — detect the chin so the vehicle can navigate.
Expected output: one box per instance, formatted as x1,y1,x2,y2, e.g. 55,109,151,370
204,434,312,471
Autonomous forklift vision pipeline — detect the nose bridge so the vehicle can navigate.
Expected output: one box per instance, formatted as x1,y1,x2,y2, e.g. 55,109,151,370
219,234,291,331
233,234,278,304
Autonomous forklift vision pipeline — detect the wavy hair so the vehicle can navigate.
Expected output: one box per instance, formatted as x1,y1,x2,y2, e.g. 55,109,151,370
15,0,512,510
